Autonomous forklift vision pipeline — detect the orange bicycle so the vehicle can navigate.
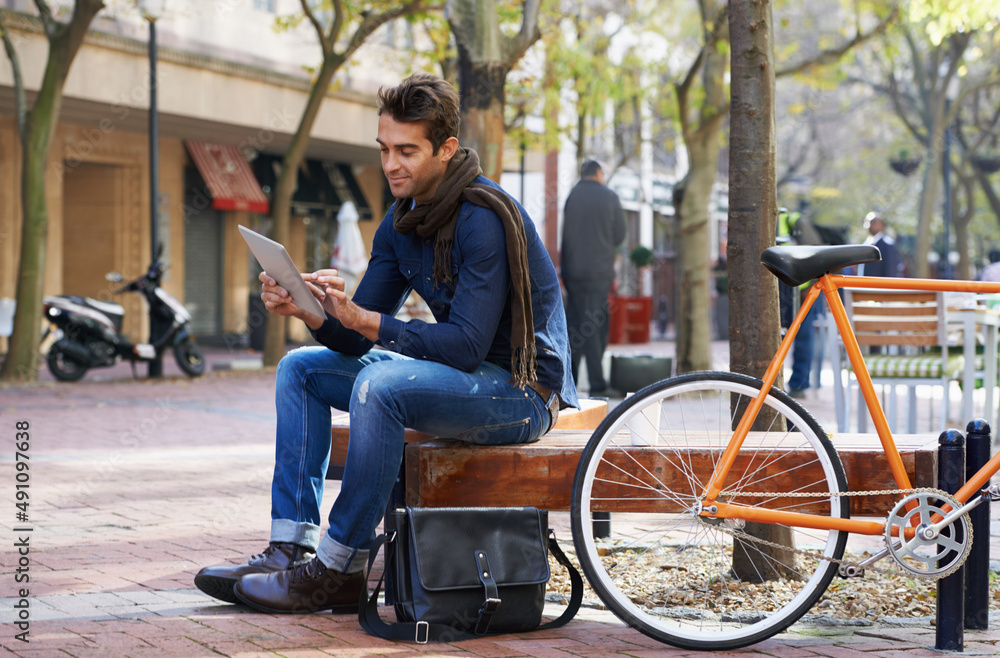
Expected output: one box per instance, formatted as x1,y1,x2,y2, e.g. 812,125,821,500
571,244,1000,650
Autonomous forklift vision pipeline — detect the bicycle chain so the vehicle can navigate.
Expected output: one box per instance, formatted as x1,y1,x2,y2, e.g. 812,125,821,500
699,486,971,580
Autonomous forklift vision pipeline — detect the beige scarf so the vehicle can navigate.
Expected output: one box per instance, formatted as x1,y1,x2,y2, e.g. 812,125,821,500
392,148,536,388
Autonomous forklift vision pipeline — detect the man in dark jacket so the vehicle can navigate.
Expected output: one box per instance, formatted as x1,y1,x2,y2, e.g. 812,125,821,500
561,160,626,396
860,211,902,277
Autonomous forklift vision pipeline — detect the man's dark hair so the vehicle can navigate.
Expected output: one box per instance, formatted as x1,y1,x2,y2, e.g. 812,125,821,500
376,73,460,154
990,249,1000,264
581,159,603,178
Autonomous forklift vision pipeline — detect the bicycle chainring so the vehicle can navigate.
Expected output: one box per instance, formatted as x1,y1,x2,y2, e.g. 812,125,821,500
884,491,972,579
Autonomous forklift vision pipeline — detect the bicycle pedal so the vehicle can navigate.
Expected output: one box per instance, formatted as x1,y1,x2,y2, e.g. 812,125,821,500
837,565,865,579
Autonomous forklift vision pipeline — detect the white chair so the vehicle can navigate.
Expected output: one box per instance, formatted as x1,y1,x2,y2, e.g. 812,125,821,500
833,290,963,434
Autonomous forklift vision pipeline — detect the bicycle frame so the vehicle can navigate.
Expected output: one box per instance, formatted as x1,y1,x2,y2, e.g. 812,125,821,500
702,272,1000,537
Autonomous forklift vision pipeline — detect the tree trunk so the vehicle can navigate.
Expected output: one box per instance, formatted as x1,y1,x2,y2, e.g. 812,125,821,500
912,129,945,278
0,0,105,383
727,0,795,581
674,1,727,374
455,55,507,182
974,168,1000,232
447,0,538,184
259,1,428,367
262,54,342,367
675,141,718,373
4,115,51,382
953,170,975,280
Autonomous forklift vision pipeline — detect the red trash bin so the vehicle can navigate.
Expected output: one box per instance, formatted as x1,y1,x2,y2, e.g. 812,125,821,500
624,296,652,344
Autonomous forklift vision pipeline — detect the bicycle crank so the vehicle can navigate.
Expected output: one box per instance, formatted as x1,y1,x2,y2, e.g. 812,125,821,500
884,491,972,579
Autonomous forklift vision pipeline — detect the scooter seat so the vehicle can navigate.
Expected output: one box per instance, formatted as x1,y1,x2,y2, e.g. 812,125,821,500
79,297,125,318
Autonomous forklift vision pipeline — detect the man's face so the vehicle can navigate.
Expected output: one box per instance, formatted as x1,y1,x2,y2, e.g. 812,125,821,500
377,114,457,202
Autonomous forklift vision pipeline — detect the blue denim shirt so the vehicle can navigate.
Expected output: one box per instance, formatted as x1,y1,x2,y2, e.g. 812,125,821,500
311,176,578,409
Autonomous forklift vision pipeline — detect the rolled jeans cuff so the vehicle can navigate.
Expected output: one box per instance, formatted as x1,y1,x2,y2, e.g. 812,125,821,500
270,519,321,551
317,531,368,574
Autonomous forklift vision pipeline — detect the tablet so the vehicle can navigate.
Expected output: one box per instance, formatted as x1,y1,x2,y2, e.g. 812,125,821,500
239,225,326,318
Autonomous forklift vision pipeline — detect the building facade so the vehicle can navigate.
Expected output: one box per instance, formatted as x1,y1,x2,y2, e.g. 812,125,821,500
0,0,408,348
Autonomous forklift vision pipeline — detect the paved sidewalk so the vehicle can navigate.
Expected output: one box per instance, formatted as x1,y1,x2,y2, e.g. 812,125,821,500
1,342,999,657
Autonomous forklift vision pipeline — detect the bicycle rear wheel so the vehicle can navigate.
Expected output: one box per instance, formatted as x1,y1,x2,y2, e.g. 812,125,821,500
572,372,849,650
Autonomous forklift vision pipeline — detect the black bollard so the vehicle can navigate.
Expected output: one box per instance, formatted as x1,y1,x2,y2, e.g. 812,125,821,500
965,420,991,631
593,511,611,538
936,429,965,652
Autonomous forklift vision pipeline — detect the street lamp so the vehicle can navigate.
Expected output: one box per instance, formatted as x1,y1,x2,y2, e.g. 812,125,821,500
138,0,165,376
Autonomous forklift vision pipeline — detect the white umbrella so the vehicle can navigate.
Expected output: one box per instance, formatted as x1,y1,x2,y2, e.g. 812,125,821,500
331,201,368,292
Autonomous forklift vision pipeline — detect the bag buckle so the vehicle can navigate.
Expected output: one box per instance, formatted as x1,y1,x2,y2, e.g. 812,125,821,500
415,620,430,644
475,598,502,635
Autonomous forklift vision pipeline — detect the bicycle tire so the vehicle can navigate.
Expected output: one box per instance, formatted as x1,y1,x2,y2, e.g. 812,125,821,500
571,372,849,650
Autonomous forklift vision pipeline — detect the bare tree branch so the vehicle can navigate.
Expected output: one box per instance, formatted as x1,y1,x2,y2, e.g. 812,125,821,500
777,117,817,189
711,2,728,41
692,101,729,141
886,70,928,145
776,7,898,78
33,0,54,33
948,77,1000,126
502,0,540,66
674,47,704,139
329,0,344,50
342,1,432,62
299,0,330,54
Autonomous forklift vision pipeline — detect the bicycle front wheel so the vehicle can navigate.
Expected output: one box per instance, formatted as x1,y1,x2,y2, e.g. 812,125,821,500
572,372,849,650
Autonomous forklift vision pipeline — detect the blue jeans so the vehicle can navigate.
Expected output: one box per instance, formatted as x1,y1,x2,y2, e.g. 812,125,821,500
268,346,553,573
788,302,823,391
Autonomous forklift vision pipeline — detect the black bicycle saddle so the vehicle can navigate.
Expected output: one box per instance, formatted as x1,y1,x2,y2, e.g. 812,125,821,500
761,245,881,287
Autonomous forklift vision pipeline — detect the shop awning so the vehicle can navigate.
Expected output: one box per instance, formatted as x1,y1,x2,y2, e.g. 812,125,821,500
186,141,270,214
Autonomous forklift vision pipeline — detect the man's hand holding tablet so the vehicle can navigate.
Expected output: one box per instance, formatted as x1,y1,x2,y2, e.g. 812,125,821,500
240,225,328,325
241,225,381,340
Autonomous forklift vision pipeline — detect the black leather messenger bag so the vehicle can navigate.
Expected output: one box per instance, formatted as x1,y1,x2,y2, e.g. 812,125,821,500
360,506,582,643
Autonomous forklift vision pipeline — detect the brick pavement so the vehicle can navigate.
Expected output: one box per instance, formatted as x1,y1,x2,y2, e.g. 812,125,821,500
1,343,999,657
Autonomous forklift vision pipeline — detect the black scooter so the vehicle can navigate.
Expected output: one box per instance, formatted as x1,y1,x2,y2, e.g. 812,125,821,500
42,252,205,381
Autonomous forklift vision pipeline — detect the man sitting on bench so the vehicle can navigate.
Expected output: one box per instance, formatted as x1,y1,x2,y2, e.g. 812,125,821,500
194,73,578,614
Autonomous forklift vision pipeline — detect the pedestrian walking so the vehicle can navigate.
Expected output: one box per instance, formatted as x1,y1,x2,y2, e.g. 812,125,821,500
560,160,626,396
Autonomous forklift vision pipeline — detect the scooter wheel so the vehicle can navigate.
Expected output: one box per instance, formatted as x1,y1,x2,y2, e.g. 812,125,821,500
47,343,88,382
174,338,205,377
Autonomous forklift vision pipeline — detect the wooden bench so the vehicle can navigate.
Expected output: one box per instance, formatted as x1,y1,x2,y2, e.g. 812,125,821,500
330,416,939,517
326,398,610,479
401,432,938,516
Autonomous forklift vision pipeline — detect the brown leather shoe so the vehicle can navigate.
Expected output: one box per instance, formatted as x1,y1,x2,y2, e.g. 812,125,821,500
233,556,364,614
194,543,315,604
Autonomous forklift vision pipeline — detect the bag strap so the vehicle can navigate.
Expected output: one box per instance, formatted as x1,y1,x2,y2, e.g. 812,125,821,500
473,549,501,634
539,530,584,631
359,529,583,643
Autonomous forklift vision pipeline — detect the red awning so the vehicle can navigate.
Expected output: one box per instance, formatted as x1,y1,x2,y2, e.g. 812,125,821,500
186,141,269,214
